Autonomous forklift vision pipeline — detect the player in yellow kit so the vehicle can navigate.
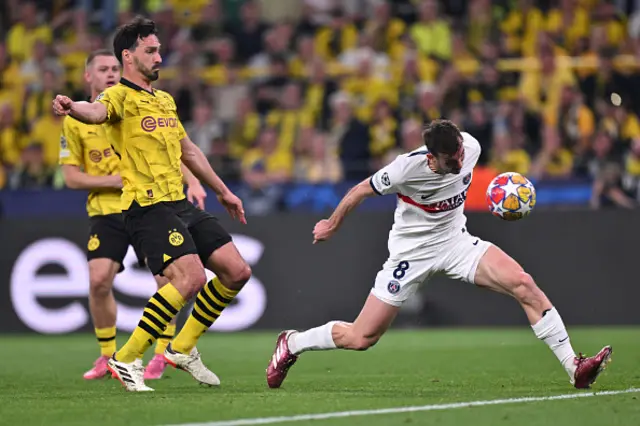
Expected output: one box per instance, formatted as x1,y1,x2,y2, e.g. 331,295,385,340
53,17,251,392
59,49,207,381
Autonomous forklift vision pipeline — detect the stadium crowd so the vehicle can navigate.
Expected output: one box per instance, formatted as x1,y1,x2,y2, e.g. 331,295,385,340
0,0,640,211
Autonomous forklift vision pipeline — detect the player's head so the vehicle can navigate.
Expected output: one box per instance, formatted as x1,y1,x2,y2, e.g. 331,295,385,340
85,49,120,94
422,119,464,175
113,16,161,82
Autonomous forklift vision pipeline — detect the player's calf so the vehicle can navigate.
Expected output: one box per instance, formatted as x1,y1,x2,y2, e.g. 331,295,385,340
170,243,250,356
474,246,612,386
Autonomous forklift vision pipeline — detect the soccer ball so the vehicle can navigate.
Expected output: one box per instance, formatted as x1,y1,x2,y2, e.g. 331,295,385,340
486,172,536,221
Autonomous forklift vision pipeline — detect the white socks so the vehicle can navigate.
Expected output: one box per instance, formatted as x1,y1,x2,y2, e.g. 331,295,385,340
531,307,577,377
288,321,339,355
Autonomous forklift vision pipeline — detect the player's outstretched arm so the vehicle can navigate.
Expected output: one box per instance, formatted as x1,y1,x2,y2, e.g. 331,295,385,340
52,95,107,124
313,178,375,244
180,136,246,223
61,165,122,190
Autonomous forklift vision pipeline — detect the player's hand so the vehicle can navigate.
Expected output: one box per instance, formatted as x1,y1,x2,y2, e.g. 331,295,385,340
187,181,207,210
52,95,73,116
218,191,246,224
313,219,336,244
110,174,123,189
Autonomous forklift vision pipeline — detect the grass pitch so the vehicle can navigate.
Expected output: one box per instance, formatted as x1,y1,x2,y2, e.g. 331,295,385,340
1,328,639,426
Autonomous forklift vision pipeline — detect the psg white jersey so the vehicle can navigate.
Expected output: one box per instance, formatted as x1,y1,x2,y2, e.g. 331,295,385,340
369,132,482,260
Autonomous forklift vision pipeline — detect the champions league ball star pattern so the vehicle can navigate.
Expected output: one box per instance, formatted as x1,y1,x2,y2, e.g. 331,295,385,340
486,172,536,221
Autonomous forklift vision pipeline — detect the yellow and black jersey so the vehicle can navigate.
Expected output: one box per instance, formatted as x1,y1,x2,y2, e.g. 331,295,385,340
96,78,187,210
59,115,122,217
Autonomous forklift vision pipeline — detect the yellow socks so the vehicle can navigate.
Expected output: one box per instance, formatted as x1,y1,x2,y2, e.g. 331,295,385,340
155,324,176,355
95,326,116,357
115,284,186,363
171,278,238,354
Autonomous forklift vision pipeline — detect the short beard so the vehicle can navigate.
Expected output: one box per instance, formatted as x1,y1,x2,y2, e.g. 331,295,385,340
134,57,159,81
147,70,159,81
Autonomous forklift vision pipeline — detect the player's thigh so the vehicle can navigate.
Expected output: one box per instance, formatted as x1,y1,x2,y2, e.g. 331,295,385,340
371,256,433,307
473,245,528,296
86,214,131,286
123,201,199,277
439,229,494,285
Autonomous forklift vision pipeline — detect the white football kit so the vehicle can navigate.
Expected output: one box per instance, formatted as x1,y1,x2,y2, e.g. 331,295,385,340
369,132,492,306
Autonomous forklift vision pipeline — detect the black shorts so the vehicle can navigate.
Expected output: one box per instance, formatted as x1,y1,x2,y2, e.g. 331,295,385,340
123,199,232,276
87,214,136,272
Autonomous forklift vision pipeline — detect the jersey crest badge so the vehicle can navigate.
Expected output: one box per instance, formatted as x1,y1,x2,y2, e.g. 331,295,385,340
88,235,100,252
463,173,472,185
168,229,184,247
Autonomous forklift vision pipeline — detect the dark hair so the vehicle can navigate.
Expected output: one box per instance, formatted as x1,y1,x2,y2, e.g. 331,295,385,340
85,49,115,68
422,119,462,156
113,16,158,64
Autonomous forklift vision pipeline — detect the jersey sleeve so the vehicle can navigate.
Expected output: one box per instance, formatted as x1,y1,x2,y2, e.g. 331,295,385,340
369,155,413,196
95,86,124,122
59,118,83,166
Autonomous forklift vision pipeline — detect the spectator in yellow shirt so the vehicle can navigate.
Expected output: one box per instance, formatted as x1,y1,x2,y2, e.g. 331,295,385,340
315,8,359,60
0,103,23,168
490,130,532,176
23,69,62,132
228,97,262,160
341,52,398,123
242,127,293,189
364,1,406,60
28,108,64,167
289,36,317,79
519,48,577,123
531,125,574,179
266,83,313,152
6,1,52,64
546,0,590,53
554,85,595,156
410,0,452,61
601,102,640,142
294,131,342,184
500,0,545,57
369,100,399,169
0,43,25,118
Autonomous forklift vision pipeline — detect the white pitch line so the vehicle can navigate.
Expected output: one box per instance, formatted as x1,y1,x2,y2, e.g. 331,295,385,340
165,387,640,426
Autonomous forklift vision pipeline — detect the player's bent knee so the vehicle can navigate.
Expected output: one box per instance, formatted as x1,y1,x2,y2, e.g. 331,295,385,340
510,272,538,303
89,271,114,297
230,264,252,287
184,268,207,297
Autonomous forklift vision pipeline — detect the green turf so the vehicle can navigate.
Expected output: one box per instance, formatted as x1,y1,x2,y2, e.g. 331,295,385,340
2,328,639,426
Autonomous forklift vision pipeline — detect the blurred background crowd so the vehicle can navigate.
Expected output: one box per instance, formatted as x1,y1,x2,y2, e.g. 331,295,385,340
1,0,640,213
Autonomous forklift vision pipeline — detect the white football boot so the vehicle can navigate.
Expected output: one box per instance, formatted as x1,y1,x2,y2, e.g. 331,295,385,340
107,357,154,392
164,344,221,386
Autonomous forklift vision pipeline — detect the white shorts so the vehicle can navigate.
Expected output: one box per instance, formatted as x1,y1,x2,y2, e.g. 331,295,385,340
371,229,492,307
